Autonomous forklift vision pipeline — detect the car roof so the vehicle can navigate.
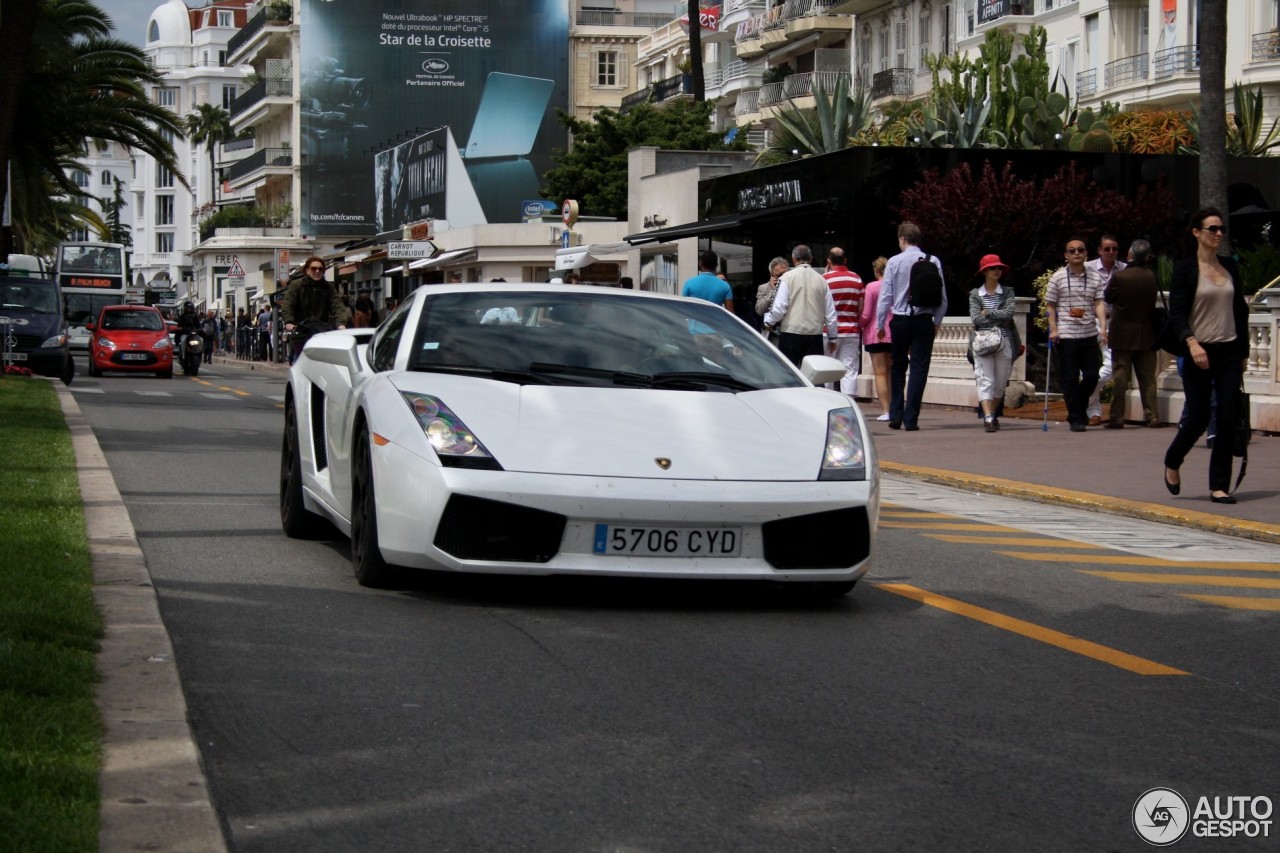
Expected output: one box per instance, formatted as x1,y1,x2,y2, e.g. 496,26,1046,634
410,283,688,302
101,304,160,312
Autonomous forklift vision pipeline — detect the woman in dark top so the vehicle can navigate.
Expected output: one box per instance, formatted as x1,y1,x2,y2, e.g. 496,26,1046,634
1163,207,1251,503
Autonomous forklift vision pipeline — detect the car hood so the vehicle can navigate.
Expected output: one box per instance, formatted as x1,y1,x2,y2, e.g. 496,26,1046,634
98,329,167,345
389,374,852,480
0,309,63,341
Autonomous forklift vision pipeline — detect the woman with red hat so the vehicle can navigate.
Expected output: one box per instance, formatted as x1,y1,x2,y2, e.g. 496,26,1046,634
969,254,1022,432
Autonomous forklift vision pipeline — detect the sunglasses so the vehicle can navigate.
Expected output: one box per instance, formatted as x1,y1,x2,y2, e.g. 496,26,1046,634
1201,225,1226,234
1100,246,1118,252
1065,247,1087,254
307,266,325,272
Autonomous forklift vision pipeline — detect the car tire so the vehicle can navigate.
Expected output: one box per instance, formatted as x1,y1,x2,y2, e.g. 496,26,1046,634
86,358,99,378
158,367,173,379
280,402,332,540
351,426,398,588
62,358,75,385
808,580,857,597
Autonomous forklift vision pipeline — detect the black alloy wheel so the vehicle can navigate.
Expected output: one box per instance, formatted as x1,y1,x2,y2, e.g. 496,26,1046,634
351,427,397,587
280,402,331,539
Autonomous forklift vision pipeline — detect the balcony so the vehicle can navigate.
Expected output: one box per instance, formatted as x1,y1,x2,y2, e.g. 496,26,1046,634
758,81,786,107
706,59,766,99
636,17,690,57
735,5,783,58
574,9,673,28
226,4,292,65
1076,69,1097,99
780,70,852,103
781,0,849,40
1153,45,1199,78
1104,53,1148,88
1251,30,1280,62
229,77,292,124
619,74,692,113
824,0,887,14
224,147,292,186
734,89,761,118
870,67,913,100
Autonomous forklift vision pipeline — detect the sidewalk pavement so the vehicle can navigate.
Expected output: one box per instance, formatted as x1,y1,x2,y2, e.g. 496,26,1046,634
867,400,1279,546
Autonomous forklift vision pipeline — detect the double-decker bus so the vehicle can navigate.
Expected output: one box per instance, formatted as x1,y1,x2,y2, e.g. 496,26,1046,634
56,241,128,350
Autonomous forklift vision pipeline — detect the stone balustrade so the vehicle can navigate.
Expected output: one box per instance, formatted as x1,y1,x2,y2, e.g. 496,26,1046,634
852,298,1280,431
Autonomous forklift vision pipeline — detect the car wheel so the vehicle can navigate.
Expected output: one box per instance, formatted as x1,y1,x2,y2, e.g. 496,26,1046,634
62,358,75,385
351,427,398,587
808,580,857,598
87,358,99,378
280,402,331,540
158,367,173,379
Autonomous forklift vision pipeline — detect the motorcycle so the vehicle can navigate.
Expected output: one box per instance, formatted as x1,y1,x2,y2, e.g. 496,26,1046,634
178,330,204,376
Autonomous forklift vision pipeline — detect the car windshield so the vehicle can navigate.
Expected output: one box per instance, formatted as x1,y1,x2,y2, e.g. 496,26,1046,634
408,290,804,391
0,281,59,314
101,310,163,331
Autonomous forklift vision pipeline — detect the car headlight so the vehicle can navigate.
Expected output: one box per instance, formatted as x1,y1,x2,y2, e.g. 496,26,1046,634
41,333,68,348
400,392,502,470
819,407,866,481
152,338,171,350
96,337,117,349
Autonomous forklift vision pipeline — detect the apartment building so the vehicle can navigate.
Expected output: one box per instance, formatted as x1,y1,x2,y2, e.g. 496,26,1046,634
124,0,256,302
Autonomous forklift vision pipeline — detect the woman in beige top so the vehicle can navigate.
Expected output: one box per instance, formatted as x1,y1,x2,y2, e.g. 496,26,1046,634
1163,207,1251,504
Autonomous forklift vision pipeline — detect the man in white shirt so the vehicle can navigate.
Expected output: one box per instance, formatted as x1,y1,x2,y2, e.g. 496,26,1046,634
1084,234,1127,425
763,244,838,367
874,222,946,431
1046,237,1107,432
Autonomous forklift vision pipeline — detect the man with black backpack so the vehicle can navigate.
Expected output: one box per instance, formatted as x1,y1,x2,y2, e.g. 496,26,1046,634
874,222,947,430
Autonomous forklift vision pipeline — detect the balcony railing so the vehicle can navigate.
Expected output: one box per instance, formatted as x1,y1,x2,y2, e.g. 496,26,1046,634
575,9,673,27
620,87,653,112
736,4,783,41
781,70,852,100
226,5,290,59
1153,45,1199,78
225,147,292,183
229,77,293,119
1104,53,1148,88
1076,69,1097,99
758,81,787,106
870,67,913,100
652,73,692,102
1251,30,1280,61
781,0,839,20
734,89,760,115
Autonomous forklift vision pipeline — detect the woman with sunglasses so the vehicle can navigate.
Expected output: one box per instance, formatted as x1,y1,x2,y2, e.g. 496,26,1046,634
1163,207,1250,504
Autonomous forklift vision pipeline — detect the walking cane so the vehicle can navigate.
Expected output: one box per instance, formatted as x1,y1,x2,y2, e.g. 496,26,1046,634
1042,340,1052,432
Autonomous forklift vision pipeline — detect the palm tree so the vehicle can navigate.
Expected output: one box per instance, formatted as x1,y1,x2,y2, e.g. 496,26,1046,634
1198,2,1228,217
185,102,234,206
688,1,704,102
4,0,186,255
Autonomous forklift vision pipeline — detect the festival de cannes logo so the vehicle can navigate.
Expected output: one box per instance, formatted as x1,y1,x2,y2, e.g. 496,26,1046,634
1134,788,1191,846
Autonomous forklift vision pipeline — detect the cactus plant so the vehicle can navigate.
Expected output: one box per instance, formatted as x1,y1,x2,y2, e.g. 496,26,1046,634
1080,127,1117,152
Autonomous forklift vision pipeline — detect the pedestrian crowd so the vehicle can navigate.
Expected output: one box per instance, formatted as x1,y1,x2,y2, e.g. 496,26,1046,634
681,208,1251,504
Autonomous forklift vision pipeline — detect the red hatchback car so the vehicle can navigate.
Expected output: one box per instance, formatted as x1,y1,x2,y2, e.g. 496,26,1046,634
86,304,174,378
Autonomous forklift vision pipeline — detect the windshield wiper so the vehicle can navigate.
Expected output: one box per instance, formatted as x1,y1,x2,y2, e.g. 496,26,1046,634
528,362,655,387
414,363,560,385
650,371,758,392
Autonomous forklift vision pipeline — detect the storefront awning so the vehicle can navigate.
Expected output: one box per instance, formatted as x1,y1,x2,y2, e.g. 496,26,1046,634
555,241,631,270
384,265,404,274
416,248,478,269
624,201,830,245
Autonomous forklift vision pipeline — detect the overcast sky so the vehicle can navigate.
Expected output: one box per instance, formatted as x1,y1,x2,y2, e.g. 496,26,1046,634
101,0,166,48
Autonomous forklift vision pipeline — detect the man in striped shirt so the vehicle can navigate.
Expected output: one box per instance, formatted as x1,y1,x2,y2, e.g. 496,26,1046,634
824,247,864,395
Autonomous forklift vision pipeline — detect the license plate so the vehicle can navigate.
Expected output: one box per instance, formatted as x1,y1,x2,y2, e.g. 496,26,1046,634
593,524,741,557
120,353,148,361
2,352,27,361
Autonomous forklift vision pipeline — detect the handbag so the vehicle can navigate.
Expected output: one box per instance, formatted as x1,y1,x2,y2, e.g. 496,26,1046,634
1230,384,1251,493
972,326,1003,356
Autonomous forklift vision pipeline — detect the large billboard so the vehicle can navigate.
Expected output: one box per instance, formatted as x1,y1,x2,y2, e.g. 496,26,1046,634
300,0,570,237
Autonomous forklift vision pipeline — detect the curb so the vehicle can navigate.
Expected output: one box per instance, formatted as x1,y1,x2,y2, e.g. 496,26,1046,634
53,381,228,852
881,460,1280,547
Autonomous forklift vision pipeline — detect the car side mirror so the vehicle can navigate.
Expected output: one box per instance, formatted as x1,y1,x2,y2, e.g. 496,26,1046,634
302,331,364,378
800,354,847,386
85,321,95,331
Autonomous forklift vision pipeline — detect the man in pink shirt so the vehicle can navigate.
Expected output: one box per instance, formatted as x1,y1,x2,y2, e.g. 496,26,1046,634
824,247,864,395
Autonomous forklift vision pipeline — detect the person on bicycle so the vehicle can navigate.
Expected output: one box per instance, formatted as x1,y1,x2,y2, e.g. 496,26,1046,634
282,257,347,333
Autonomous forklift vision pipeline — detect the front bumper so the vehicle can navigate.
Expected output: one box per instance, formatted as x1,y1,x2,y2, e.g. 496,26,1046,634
325,440,879,582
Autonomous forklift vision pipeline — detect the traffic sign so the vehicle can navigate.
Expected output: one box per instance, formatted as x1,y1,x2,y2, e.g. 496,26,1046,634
387,241,435,259
227,256,246,277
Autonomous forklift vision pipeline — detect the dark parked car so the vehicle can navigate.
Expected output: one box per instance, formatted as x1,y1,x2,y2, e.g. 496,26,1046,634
0,275,74,384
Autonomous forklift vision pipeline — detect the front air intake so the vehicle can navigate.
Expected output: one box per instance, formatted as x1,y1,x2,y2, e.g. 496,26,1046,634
434,495,566,563
762,507,871,569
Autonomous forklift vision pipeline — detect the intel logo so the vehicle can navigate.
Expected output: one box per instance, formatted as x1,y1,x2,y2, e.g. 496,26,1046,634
422,59,449,74
523,202,549,216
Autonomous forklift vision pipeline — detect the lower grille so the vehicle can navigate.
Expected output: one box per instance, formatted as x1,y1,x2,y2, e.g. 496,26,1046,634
763,507,871,570
434,495,566,563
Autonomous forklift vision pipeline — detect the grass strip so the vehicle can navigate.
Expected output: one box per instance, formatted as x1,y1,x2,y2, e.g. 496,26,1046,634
0,376,102,851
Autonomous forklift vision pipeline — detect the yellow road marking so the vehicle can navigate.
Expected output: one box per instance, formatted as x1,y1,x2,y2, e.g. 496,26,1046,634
880,521,1021,532
874,583,1188,676
929,535,1103,548
218,385,252,397
1181,594,1280,611
1083,571,1280,589
879,511,957,519
1001,552,1280,572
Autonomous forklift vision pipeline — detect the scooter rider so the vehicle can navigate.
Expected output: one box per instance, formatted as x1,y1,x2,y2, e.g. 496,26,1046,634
176,301,201,340
282,258,347,333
